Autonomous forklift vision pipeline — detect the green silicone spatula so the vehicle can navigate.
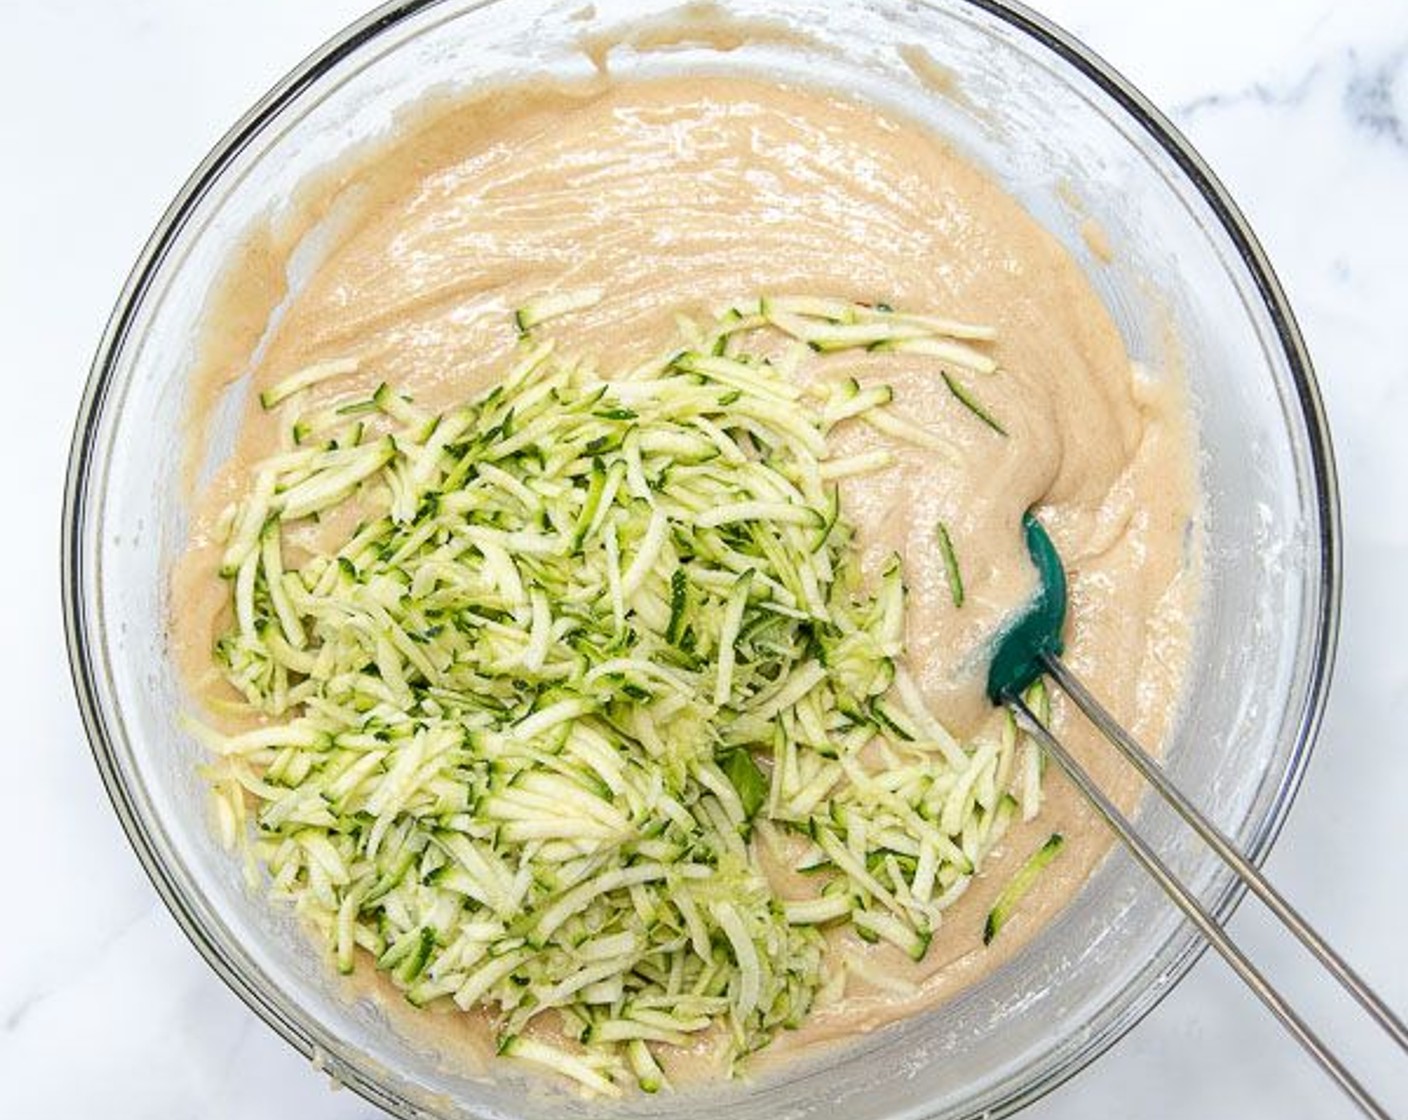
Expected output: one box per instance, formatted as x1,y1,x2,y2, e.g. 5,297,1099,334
988,511,1405,1120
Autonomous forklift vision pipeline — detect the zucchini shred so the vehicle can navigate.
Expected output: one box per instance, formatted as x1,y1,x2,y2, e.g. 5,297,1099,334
196,294,1050,1096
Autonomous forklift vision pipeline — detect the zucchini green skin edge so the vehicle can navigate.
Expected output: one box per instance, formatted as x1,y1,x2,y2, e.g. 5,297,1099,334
941,371,1007,436
983,832,1065,945
721,748,767,821
935,520,964,608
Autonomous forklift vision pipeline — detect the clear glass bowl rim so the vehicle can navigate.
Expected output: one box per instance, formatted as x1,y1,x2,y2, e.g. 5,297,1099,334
60,1,1342,1117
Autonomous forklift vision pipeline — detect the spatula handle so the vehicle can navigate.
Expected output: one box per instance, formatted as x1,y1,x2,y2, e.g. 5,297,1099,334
1043,652,1408,1053
1007,691,1392,1120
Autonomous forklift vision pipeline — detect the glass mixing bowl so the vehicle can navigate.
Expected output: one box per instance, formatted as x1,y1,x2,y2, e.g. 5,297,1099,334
62,1,1338,1117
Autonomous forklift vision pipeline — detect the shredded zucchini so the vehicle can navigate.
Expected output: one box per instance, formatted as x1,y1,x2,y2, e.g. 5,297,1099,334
941,371,1007,436
201,295,1050,1095
983,832,1066,945
935,520,964,608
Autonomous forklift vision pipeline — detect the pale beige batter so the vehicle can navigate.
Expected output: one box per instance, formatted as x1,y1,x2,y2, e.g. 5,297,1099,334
174,73,1197,1080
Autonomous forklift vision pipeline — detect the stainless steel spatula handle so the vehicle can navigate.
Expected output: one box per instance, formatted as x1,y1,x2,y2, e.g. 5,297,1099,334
1043,653,1408,1053
1007,690,1395,1120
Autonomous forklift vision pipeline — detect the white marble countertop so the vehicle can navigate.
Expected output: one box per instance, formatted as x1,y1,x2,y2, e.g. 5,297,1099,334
3,1,1405,1116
